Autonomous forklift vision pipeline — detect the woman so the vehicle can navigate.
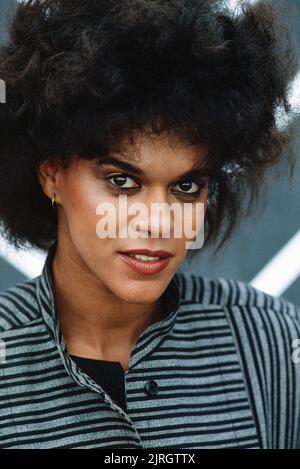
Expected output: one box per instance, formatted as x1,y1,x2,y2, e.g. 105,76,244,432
0,0,299,449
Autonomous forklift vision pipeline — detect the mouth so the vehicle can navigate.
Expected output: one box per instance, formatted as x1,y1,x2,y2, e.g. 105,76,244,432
120,249,173,260
118,250,173,275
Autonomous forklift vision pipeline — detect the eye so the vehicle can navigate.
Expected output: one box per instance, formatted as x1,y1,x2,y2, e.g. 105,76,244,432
172,180,204,195
106,174,140,191
105,173,207,197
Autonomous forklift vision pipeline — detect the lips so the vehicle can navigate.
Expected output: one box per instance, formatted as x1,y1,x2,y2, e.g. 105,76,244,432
120,252,170,275
120,249,172,259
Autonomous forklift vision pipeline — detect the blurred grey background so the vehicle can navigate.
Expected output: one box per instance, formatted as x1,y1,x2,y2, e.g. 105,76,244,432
0,0,299,305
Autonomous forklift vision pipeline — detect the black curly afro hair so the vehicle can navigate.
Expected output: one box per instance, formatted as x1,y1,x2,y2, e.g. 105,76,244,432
0,0,298,255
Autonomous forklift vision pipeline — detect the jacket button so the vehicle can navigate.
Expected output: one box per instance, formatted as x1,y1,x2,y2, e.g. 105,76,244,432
145,380,159,396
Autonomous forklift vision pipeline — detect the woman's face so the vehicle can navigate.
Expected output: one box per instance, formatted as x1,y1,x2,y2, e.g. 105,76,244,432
40,133,210,306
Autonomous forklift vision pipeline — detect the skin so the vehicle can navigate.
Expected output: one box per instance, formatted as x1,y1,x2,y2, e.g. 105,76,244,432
37,132,210,372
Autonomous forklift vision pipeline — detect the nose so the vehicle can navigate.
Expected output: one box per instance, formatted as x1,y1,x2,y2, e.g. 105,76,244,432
133,187,176,240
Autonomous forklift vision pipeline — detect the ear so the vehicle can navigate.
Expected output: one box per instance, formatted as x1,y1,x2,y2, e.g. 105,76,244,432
37,160,62,203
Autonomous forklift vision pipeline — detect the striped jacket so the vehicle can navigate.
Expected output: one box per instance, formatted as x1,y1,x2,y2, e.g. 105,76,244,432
0,241,300,449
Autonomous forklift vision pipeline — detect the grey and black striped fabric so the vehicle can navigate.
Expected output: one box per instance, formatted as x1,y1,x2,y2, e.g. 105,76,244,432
0,240,300,449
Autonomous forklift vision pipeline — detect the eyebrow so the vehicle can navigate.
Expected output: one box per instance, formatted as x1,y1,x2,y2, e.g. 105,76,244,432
94,156,213,179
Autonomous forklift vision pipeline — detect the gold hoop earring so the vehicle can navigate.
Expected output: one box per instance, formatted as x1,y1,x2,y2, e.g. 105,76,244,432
51,194,57,209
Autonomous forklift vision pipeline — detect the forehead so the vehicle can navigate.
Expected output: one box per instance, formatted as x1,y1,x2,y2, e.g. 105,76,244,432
107,132,210,168
67,131,211,180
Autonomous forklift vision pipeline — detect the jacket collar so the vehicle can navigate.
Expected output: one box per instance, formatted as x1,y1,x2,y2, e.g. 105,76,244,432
36,239,182,377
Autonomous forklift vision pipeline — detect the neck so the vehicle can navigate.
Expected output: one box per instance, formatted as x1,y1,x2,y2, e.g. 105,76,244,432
50,242,165,367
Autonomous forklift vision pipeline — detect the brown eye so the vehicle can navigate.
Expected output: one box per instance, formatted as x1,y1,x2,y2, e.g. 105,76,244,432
172,180,203,195
107,174,139,190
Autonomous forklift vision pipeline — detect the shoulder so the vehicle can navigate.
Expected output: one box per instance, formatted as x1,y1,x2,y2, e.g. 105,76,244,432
0,276,41,333
176,271,300,345
177,270,300,318
177,272,300,447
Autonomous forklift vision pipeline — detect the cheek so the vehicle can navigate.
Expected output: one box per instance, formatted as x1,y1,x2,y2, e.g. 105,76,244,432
61,174,122,243
179,203,205,239
60,174,105,236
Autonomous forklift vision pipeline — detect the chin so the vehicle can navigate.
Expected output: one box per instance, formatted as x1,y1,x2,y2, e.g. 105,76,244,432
116,286,162,305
